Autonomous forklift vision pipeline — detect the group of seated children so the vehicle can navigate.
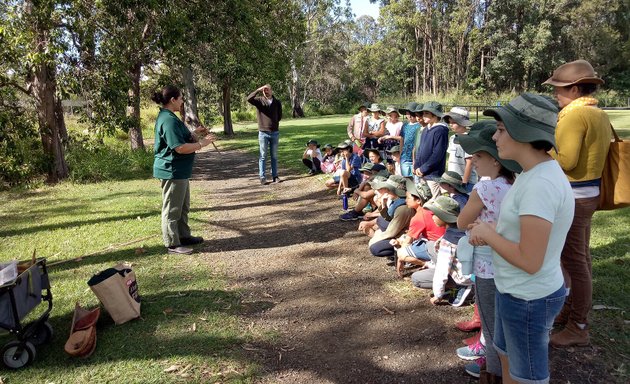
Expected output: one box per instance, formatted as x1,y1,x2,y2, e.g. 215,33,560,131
303,103,518,381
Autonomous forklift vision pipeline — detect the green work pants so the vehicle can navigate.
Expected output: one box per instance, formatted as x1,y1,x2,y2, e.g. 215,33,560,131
160,179,191,247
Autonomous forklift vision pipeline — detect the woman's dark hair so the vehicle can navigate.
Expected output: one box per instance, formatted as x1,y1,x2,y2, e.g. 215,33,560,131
151,85,181,105
498,165,516,184
530,140,554,152
573,83,598,96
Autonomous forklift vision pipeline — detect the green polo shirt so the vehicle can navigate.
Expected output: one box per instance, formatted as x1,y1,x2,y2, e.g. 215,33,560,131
153,108,195,180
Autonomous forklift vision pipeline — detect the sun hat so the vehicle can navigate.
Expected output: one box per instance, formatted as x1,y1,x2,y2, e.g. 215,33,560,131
322,143,333,150
419,101,444,118
424,195,460,224
399,102,419,115
457,121,522,173
371,175,407,197
337,141,352,150
358,102,371,111
364,148,381,159
306,139,320,148
411,103,425,117
482,93,559,149
405,179,432,201
542,60,604,87
371,163,387,172
367,174,389,187
385,106,400,116
359,162,376,172
438,171,468,194
367,103,385,113
443,107,473,127
386,145,401,154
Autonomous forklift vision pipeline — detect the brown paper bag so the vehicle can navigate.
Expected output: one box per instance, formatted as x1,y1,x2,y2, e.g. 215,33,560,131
88,263,140,325
598,125,630,210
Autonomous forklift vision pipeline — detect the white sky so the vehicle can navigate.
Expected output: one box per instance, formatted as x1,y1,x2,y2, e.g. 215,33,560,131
349,0,380,19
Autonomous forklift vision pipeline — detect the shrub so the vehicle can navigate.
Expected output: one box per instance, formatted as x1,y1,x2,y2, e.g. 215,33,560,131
65,132,153,183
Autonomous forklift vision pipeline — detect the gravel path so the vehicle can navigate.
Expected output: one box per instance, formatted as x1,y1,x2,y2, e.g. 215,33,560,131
191,148,614,384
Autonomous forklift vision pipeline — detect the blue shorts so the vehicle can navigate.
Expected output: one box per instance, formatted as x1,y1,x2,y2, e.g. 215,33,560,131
402,239,432,261
332,174,360,187
494,285,566,384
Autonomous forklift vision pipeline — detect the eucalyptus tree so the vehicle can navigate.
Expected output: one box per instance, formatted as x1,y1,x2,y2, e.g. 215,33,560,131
0,0,69,182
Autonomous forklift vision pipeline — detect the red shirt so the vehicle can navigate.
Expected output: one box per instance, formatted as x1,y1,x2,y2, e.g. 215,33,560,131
407,208,445,241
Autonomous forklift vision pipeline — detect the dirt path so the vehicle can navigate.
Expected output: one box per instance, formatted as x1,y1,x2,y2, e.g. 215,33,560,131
192,148,614,384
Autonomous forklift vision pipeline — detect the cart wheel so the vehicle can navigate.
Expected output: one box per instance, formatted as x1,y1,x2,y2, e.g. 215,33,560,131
28,321,54,346
1,341,36,369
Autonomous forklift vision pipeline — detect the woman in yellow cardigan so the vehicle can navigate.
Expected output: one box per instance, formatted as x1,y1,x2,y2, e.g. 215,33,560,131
543,60,612,347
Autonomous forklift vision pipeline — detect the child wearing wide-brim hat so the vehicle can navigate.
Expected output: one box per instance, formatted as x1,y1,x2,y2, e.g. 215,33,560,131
324,141,363,192
409,195,472,306
302,139,323,175
362,104,386,155
444,107,476,190
469,93,574,384
413,101,449,199
437,171,469,211
379,107,403,166
454,120,519,380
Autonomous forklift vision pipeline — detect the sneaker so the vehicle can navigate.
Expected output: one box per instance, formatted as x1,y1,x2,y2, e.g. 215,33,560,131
180,236,204,246
464,357,486,378
307,170,315,175
385,257,396,266
457,340,486,360
260,178,267,185
272,177,281,183
339,210,363,221
450,285,473,307
167,246,193,255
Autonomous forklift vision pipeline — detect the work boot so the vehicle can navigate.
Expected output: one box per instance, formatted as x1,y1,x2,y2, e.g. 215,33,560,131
456,303,481,332
550,320,590,348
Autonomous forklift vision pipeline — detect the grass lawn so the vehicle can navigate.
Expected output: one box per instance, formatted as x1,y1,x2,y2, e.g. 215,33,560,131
0,181,266,383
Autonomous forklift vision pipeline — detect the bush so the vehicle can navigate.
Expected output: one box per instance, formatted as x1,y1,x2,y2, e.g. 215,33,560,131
65,132,154,183
0,106,46,189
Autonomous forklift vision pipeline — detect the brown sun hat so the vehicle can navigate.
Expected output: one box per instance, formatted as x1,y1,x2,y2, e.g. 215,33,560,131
542,60,604,87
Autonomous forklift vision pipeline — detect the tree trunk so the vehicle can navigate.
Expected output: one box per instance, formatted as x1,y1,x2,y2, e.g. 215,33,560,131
289,59,305,118
33,64,68,183
414,27,421,97
127,61,145,150
222,82,234,136
181,63,200,128
27,0,68,183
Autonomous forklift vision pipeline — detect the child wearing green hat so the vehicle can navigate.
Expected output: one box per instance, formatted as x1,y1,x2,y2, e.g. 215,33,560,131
410,195,473,306
470,93,573,384
413,101,449,199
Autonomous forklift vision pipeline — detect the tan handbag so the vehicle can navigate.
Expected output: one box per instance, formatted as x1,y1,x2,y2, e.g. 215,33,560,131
598,125,630,210
88,263,141,325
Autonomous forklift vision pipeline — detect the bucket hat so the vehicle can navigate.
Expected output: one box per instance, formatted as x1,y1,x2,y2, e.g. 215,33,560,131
458,121,522,173
483,93,558,149
542,60,604,87
385,106,400,116
405,179,432,201
371,175,407,197
367,103,385,113
322,143,333,150
337,141,352,150
443,107,473,127
359,162,376,172
399,102,419,115
438,171,468,194
411,103,425,116
367,174,389,187
306,139,320,148
424,195,460,224
364,148,382,159
358,102,371,111
419,101,444,118
386,145,401,154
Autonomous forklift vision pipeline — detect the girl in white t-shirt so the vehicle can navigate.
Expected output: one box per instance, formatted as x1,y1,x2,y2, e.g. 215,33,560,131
302,139,323,175
455,121,521,380
469,94,573,384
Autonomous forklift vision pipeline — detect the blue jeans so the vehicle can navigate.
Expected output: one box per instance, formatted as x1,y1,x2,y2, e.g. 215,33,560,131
258,131,279,179
401,161,413,177
494,286,566,384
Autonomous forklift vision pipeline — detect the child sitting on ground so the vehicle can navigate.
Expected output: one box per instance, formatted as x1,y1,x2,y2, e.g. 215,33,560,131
339,164,388,221
386,145,402,175
438,171,469,211
410,196,473,306
367,175,415,260
357,174,390,237
302,139,323,175
320,144,337,174
324,142,363,194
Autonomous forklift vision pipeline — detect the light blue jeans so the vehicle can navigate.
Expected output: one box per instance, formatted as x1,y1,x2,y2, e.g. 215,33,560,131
401,161,413,177
258,131,279,180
